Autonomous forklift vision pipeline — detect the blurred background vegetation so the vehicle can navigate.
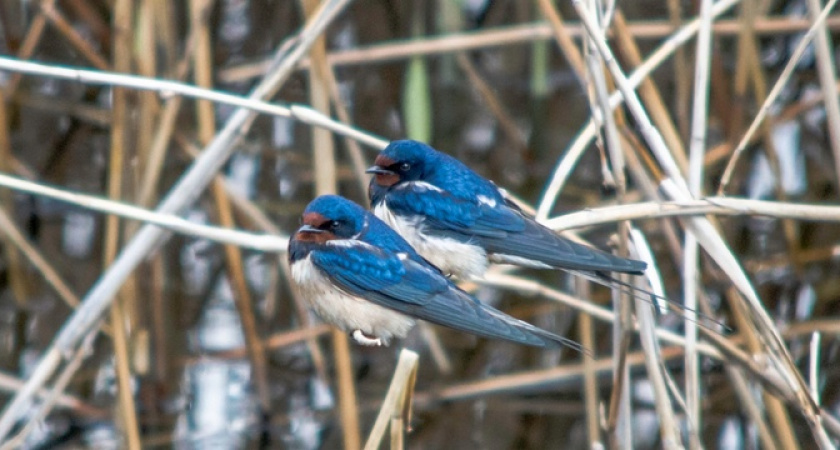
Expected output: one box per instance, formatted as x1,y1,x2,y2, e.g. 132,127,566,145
1,0,840,448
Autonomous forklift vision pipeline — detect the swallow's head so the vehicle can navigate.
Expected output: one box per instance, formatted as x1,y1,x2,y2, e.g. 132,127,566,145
294,195,367,244
367,140,439,188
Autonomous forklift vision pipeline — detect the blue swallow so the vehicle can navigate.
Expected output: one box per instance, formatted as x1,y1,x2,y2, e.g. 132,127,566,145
288,195,583,350
367,140,646,280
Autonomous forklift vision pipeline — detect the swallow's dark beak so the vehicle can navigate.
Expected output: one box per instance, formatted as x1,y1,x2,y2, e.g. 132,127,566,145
297,224,324,234
366,165,395,175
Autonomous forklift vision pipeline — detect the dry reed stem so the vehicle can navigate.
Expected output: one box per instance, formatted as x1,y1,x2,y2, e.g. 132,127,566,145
10,91,111,125
176,135,332,382
135,0,158,180
364,349,419,450
308,34,370,200
104,1,141,446
407,309,840,442
0,56,389,150
612,12,688,173
39,1,110,70
301,1,361,448
219,15,840,81
536,0,586,80
1,1,51,96
197,0,273,416
417,323,452,375
0,88,29,308
575,279,600,446
725,364,779,450
808,0,840,191
414,346,686,406
666,0,690,140
809,332,823,406
729,287,795,449
0,204,88,311
456,53,528,151
719,0,840,193
12,169,840,256
620,131,686,266
138,96,185,206
136,21,195,208
60,0,110,55
183,324,332,362
684,0,715,446
409,315,840,408
634,294,682,449
573,5,784,389
0,369,103,418
580,4,633,444
567,8,813,435
149,253,169,385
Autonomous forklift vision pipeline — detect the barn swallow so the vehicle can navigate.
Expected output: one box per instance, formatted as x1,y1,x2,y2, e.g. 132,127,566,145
288,195,583,350
367,140,646,280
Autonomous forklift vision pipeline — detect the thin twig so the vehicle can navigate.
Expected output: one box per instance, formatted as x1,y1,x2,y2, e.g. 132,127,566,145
807,0,840,190
0,56,389,151
719,0,840,194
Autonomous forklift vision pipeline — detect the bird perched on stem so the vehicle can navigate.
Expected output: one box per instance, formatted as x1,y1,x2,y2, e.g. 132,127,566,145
288,195,584,351
367,139,646,280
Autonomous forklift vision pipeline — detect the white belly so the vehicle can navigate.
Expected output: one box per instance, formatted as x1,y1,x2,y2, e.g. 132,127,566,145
373,202,488,279
290,256,415,345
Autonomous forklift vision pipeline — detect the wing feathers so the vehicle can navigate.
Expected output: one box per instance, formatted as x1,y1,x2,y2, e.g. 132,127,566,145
384,183,646,274
311,244,583,350
479,216,647,274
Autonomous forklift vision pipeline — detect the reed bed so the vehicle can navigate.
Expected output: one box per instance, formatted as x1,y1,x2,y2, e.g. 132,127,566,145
0,1,839,448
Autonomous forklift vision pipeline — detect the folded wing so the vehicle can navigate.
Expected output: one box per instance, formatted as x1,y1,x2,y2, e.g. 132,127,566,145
311,243,583,350
385,184,646,275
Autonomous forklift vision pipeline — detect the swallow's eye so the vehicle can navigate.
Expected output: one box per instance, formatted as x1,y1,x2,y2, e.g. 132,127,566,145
328,220,341,230
399,162,411,172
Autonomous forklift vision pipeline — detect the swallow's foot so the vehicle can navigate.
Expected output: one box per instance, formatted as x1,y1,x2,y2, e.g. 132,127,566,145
351,329,383,346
